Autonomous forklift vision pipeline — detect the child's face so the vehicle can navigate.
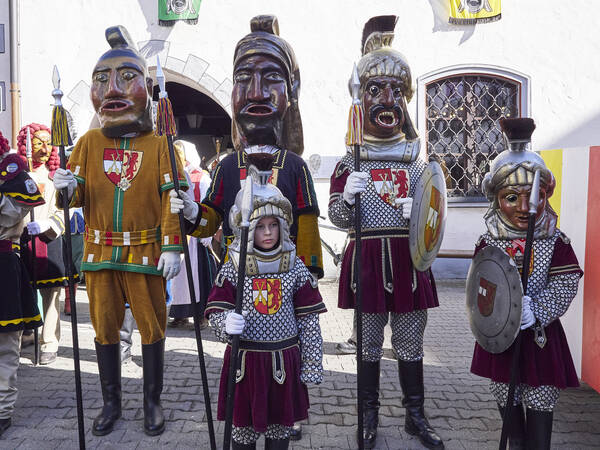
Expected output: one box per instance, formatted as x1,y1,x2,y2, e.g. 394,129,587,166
254,216,280,250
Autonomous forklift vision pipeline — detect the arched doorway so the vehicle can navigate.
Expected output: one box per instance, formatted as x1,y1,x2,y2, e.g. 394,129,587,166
152,81,232,166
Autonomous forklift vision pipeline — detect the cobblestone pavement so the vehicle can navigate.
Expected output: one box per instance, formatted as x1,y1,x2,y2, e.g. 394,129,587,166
4,280,600,449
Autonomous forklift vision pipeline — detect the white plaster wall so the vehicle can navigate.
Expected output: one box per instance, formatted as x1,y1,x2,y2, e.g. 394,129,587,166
0,4,11,142
15,0,600,276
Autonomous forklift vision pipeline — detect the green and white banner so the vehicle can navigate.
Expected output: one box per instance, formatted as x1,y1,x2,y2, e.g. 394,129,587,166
158,0,202,26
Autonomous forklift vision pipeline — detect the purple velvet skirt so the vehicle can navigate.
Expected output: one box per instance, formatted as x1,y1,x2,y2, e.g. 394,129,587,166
471,320,579,389
217,345,310,432
338,237,439,314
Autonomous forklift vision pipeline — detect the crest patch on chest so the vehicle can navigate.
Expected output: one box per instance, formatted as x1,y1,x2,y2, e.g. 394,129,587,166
505,239,534,276
370,168,409,208
252,278,282,315
103,148,143,190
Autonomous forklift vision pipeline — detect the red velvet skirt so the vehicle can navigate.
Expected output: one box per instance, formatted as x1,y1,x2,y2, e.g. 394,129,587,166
471,320,579,389
338,237,438,314
217,345,310,432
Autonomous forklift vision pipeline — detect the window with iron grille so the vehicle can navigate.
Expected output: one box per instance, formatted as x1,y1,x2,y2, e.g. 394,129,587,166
424,73,522,200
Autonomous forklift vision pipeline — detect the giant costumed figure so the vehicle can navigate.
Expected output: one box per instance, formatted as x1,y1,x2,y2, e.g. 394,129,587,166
169,15,323,441
0,130,44,435
467,118,581,449
53,26,186,437
328,16,444,449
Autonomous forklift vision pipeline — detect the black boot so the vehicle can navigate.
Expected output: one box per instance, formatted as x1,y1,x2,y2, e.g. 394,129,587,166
289,423,302,441
398,359,444,449
497,403,526,449
265,437,290,449
142,338,165,436
92,341,122,436
119,308,135,363
526,408,553,450
359,361,380,449
232,441,256,450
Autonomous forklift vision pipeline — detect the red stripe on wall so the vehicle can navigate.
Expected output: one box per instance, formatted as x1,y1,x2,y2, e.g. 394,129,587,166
582,146,600,391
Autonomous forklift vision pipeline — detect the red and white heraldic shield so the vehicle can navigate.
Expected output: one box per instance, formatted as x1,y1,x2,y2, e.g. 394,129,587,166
371,168,410,208
103,148,143,187
252,278,282,315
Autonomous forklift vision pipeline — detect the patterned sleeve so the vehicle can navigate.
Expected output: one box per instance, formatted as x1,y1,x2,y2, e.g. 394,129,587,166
531,234,583,327
295,213,324,278
328,159,354,229
62,133,88,209
295,159,319,215
188,161,224,238
293,260,327,316
297,313,323,384
205,262,237,342
473,235,488,256
158,136,188,252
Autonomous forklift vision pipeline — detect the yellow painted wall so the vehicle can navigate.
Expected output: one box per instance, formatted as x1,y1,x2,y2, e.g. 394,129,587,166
540,149,563,228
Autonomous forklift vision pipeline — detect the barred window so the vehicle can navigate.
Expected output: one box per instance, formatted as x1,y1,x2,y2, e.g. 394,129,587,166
421,70,526,200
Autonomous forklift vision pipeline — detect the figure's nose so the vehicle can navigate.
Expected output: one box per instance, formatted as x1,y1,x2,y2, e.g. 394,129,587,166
105,71,124,97
247,73,268,102
263,226,272,236
381,85,395,107
517,195,529,213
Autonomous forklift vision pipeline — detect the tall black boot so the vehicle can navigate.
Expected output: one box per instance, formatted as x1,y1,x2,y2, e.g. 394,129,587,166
92,341,122,436
398,359,444,449
359,361,380,449
526,408,553,450
142,338,165,436
265,437,290,449
232,441,256,450
497,403,526,449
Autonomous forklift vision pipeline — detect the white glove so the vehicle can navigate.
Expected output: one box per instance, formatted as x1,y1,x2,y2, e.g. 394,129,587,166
225,310,248,335
343,172,369,206
157,251,181,280
521,295,535,330
395,197,413,220
27,220,51,236
169,189,199,221
53,168,77,199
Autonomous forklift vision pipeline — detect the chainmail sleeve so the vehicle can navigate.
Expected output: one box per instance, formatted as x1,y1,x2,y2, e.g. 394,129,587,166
297,313,323,384
208,310,230,343
328,158,354,229
531,273,580,327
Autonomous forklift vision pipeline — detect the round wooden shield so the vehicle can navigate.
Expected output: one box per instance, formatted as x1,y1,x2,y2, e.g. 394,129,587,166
409,161,447,272
466,246,523,354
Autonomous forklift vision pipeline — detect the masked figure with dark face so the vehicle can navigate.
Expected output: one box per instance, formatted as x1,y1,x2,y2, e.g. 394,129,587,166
171,15,322,289
328,16,443,449
470,118,581,449
53,26,186,437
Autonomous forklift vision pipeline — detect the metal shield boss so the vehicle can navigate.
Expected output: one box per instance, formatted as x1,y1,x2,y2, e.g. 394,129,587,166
466,246,523,354
409,161,447,272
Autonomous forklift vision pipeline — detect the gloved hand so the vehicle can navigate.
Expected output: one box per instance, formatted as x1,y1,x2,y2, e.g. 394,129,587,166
225,310,248,335
53,168,77,199
395,197,413,220
157,251,181,280
27,220,51,236
521,295,535,330
342,172,369,206
169,189,199,221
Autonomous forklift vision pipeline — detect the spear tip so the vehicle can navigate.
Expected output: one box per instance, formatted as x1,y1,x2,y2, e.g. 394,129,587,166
351,63,360,103
52,65,60,90
156,56,166,97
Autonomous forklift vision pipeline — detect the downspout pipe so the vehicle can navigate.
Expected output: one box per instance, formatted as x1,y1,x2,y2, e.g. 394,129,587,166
9,0,20,147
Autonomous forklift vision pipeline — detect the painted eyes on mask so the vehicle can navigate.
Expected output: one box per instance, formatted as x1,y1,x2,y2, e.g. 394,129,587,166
505,194,519,203
366,84,404,99
92,70,138,83
234,70,285,83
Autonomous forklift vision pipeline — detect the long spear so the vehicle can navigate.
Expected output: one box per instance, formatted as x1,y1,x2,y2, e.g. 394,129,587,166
154,57,216,450
498,169,541,450
50,66,85,450
25,128,40,366
222,164,253,450
348,63,365,450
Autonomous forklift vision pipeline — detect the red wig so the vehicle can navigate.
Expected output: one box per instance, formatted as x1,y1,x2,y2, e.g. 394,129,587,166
17,123,60,173
0,130,9,157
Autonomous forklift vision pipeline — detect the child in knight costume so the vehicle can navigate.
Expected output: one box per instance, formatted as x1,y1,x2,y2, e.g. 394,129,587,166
328,16,443,449
53,26,186,436
0,130,44,435
470,118,581,449
204,161,326,450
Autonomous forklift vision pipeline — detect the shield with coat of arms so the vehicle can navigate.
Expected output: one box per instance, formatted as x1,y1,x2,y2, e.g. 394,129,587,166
103,148,143,189
371,168,410,208
252,278,282,315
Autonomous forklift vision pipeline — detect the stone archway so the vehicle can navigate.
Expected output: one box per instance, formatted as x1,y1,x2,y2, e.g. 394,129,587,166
64,40,234,162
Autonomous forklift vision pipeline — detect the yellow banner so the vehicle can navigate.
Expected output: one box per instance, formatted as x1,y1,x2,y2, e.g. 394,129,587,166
449,0,501,25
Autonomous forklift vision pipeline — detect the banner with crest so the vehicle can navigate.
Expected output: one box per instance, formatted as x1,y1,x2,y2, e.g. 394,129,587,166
158,0,202,26
449,0,501,25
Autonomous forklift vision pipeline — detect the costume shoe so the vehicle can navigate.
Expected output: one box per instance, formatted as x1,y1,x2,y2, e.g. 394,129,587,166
497,403,526,449
265,437,290,449
142,338,165,435
358,360,380,449
92,342,122,436
526,408,553,450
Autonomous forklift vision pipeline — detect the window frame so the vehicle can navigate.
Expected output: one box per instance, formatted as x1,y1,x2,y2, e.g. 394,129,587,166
416,64,531,204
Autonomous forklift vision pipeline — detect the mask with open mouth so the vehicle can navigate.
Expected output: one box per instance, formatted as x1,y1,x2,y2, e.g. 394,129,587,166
91,26,154,138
